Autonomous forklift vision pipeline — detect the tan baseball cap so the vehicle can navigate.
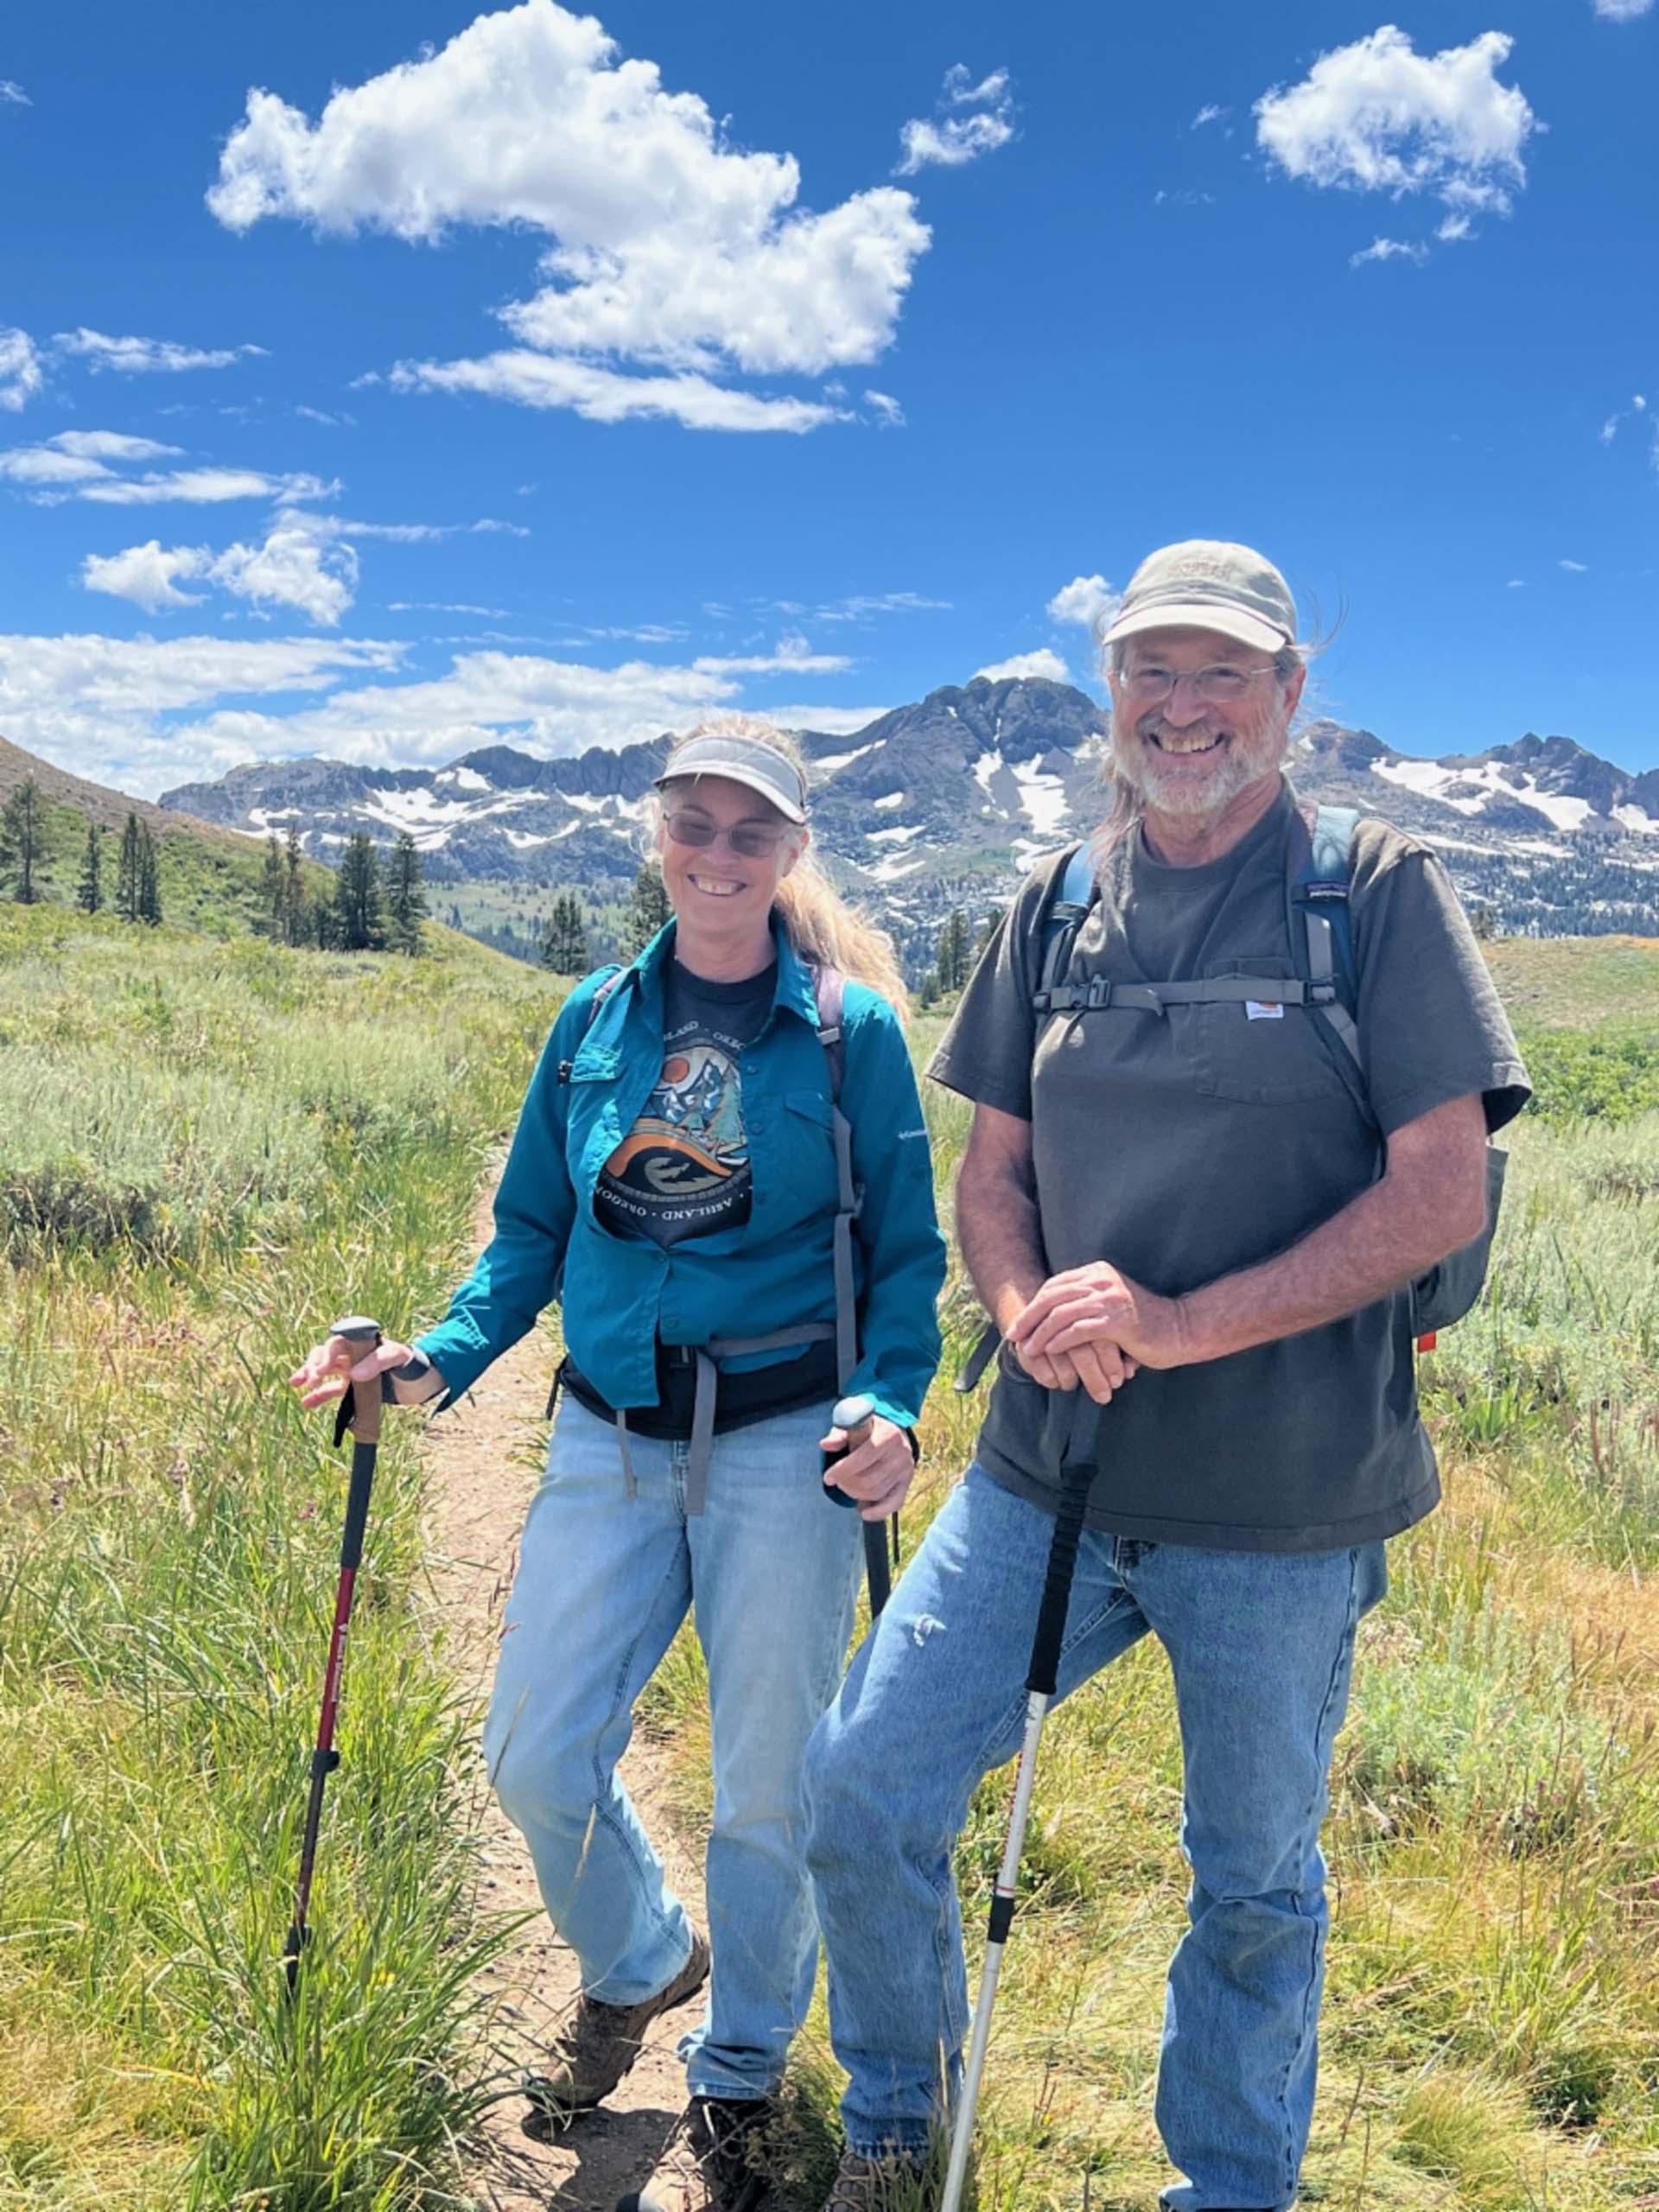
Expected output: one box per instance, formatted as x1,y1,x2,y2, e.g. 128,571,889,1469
1103,539,1298,657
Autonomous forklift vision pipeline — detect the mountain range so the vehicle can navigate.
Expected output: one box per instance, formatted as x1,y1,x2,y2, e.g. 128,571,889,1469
157,677,1659,965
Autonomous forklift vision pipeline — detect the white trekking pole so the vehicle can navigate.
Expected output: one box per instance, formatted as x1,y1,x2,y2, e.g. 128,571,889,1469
939,1446,1095,2212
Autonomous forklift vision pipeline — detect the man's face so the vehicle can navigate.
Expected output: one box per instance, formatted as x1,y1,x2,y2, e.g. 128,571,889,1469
1107,626,1303,822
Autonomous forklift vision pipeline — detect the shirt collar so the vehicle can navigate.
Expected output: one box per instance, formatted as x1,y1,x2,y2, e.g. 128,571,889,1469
628,912,822,1028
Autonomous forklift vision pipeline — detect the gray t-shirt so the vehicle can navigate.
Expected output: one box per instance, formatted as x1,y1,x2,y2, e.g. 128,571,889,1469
594,959,776,1247
929,784,1530,1552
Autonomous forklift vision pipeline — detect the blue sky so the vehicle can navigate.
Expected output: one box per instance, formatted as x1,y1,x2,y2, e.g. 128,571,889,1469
2,0,1656,798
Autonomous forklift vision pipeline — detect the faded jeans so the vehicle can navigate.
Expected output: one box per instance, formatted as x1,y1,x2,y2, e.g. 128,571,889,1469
485,1395,862,2102
803,1464,1386,2209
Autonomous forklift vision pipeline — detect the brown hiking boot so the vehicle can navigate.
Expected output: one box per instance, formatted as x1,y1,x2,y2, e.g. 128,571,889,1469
613,2094,778,2212
821,2147,930,2209
524,1929,710,2130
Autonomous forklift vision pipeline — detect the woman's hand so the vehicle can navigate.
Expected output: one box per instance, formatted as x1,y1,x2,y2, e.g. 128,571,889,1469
288,1332,447,1412
819,1413,916,1522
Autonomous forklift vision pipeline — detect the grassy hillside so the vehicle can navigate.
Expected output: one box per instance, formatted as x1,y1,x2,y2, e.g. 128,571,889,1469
2,923,1656,2210
0,905,557,2209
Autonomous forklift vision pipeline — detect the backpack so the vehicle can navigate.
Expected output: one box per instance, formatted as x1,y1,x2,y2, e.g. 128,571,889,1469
1021,804,1504,1350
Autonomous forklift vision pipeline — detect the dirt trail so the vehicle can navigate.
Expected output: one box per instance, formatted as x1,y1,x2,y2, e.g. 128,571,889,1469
425,1172,707,2212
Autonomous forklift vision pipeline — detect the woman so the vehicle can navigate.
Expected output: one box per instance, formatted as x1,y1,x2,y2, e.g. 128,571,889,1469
291,715,944,2212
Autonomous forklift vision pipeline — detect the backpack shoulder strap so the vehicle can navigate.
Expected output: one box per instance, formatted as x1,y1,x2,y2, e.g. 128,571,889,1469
810,961,846,1103
809,963,859,1390
1033,843,1100,1013
1287,801,1363,1070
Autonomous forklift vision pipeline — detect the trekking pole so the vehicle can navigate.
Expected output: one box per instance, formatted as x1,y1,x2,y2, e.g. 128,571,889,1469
823,1391,893,1618
283,1314,384,1996
939,1444,1096,2212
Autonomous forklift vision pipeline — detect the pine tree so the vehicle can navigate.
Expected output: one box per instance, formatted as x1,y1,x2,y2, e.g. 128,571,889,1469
333,832,385,951
259,833,286,938
116,812,143,923
283,824,307,946
934,907,971,994
541,889,590,976
621,861,673,957
137,823,162,925
385,831,429,956
973,904,1006,957
0,776,47,905
77,821,104,914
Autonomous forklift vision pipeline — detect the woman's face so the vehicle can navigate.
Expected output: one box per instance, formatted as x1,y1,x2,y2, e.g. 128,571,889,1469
656,773,804,946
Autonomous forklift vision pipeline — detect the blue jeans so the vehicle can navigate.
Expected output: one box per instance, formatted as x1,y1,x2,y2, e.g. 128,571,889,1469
803,1465,1386,2208
485,1395,862,2102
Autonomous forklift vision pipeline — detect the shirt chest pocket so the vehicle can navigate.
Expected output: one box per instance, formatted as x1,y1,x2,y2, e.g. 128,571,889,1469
748,1087,839,1220
1177,957,1354,1107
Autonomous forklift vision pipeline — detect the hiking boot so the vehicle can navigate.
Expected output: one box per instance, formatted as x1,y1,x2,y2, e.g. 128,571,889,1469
614,2094,778,2212
821,2146,930,2209
524,1929,710,2129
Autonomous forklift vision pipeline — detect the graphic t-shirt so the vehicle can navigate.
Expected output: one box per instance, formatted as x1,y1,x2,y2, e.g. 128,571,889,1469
593,959,777,1247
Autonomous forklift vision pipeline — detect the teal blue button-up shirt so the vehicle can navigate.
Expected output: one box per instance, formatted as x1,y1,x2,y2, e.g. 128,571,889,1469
416,919,945,1430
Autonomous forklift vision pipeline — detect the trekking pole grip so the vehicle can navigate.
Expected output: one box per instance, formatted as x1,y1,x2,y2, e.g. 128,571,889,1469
1027,1460,1092,1697
331,1315,383,1571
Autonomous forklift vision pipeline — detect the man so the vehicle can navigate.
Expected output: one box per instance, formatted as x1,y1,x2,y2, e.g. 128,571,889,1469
804,541,1529,2210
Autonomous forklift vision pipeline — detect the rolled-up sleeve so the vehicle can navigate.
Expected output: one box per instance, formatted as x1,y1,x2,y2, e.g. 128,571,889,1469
840,996,947,1427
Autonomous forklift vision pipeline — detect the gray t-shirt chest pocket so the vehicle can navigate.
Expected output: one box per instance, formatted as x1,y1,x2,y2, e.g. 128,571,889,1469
1181,957,1354,1107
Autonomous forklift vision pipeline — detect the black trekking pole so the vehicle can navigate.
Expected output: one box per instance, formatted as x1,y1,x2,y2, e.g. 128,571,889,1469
283,1315,384,1996
823,1391,893,1618
938,1430,1096,2212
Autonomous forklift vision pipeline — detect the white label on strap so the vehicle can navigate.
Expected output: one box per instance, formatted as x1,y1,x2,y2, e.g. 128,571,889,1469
1245,1000,1285,1020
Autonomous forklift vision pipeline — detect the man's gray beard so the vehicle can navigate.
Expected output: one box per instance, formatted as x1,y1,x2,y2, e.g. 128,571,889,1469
1110,717,1288,820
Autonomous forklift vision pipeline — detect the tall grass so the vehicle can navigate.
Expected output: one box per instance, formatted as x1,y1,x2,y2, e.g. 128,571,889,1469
6,912,1657,2212
0,906,556,2209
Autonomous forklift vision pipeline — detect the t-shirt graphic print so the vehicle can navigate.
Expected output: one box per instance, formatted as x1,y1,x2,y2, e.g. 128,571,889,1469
593,960,775,1248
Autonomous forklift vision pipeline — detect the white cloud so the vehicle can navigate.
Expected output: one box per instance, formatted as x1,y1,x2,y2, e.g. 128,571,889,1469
1600,393,1648,442
1437,213,1473,242
295,404,354,427
207,1,930,433
897,62,1015,174
975,648,1070,683
805,590,950,622
80,519,360,624
864,389,906,428
1560,557,1589,571
1046,573,1122,636
391,349,849,434
1592,0,1653,18
772,702,893,736
81,541,213,612
0,80,29,106
323,512,531,542
1255,26,1536,244
53,328,269,374
693,634,851,677
0,632,407,791
1192,103,1227,129
389,601,512,618
73,466,336,507
54,429,183,462
1351,235,1431,267
1506,578,1525,588
0,327,44,411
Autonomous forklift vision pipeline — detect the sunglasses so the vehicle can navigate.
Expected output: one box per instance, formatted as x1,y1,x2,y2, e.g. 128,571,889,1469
663,809,791,861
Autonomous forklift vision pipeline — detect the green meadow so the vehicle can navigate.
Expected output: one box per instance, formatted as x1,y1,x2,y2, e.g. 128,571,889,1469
3,906,1656,2210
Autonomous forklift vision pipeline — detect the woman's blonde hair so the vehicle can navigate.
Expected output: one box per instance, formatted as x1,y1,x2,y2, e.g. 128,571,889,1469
649,711,911,1020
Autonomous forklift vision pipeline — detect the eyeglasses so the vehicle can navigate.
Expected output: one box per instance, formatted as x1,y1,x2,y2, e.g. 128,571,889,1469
663,809,791,861
1119,662,1281,705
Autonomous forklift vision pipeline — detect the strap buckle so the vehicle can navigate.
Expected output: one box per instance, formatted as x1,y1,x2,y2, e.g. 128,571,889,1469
1084,976,1114,1010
